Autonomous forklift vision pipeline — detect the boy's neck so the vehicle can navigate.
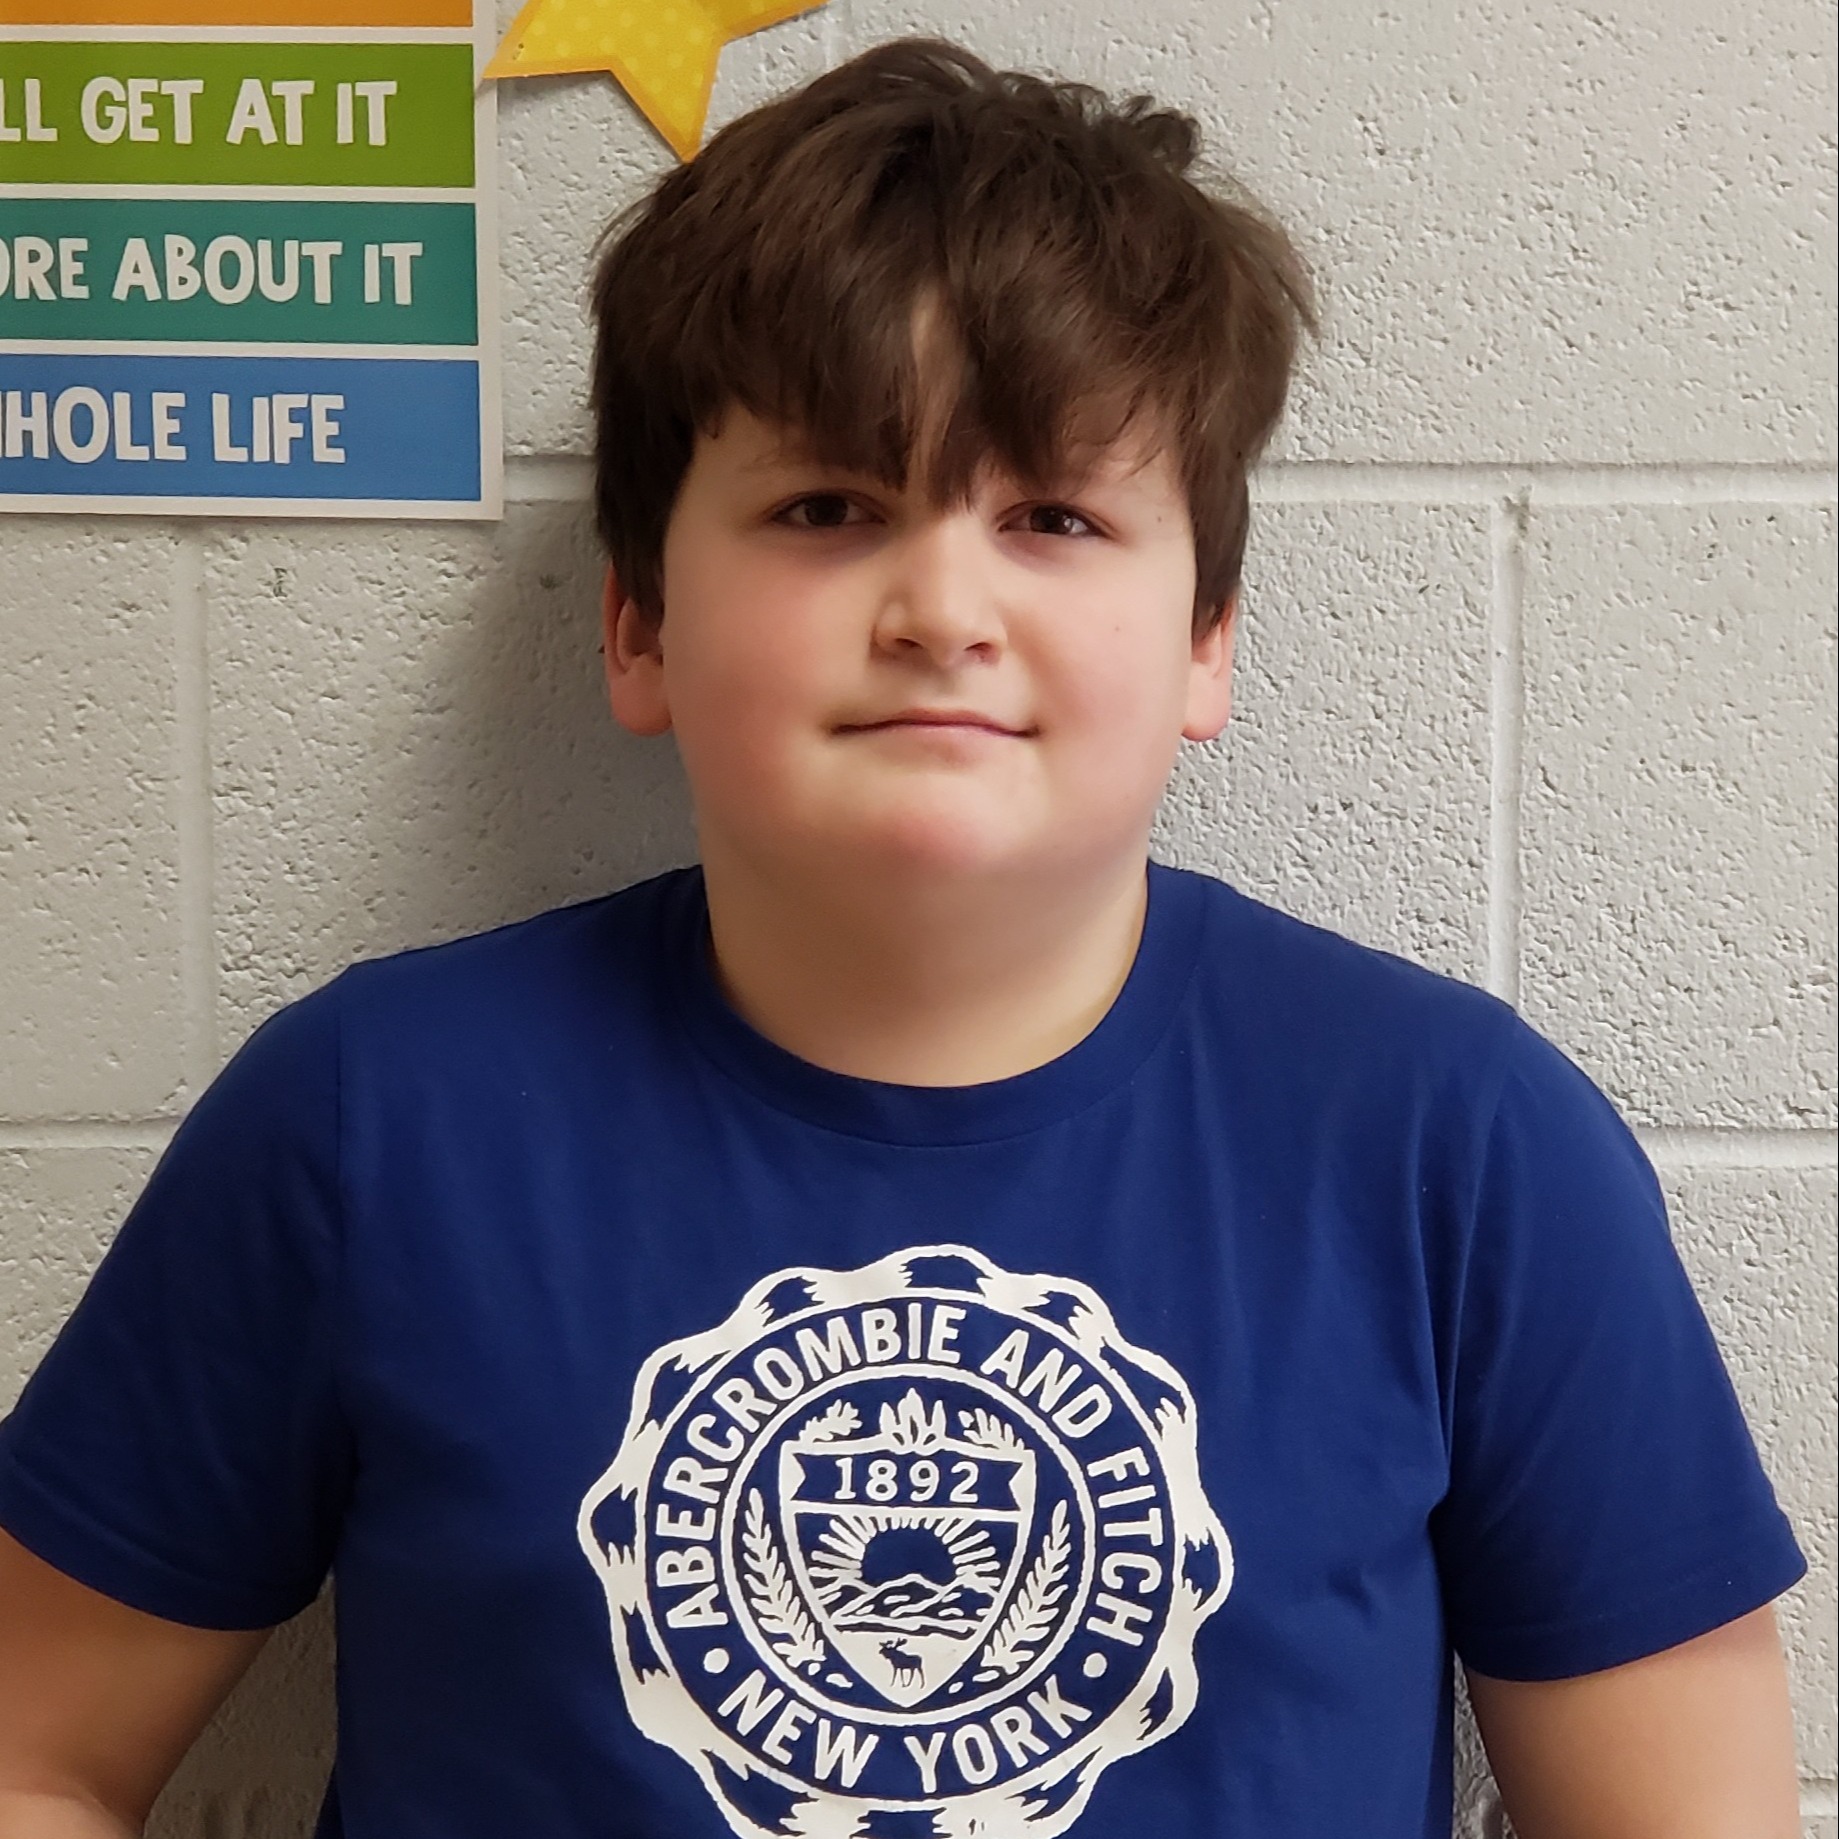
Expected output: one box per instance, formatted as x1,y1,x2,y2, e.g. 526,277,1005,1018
698,846,1152,1087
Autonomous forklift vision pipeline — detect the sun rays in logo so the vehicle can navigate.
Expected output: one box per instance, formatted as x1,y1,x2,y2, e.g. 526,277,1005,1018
805,1514,1004,1638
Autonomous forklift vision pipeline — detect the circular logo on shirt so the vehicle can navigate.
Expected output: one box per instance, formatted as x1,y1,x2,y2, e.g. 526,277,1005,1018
578,1246,1231,1837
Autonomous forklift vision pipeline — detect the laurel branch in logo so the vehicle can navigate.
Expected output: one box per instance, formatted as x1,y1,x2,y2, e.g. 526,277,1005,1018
578,1246,1231,1838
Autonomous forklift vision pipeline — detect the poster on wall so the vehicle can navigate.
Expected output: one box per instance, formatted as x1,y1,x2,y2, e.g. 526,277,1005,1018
0,0,499,518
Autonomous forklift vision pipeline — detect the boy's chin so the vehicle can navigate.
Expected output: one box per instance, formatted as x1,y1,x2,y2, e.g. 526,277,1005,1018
783,799,1091,890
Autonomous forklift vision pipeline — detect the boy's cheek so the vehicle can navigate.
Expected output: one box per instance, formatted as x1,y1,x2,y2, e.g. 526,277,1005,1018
1038,646,1191,742
666,676,826,794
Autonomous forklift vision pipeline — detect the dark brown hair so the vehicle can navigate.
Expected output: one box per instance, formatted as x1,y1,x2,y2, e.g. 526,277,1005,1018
590,38,1316,632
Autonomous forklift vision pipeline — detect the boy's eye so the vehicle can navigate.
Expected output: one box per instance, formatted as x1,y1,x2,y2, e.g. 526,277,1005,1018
1019,504,1096,538
777,493,866,529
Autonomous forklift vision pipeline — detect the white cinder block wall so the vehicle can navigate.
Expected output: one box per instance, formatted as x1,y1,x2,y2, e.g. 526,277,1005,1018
1,0,1833,1833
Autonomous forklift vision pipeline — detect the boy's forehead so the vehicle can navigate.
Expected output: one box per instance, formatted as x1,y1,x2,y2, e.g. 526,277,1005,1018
717,414,830,472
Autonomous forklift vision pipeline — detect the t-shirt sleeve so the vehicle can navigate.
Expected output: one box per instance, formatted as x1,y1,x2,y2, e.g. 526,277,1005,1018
0,983,351,1630
1431,1018,1806,1681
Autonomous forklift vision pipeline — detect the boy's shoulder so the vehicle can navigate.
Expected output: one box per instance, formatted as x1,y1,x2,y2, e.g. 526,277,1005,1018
1167,861,1518,1066
255,868,698,1083
332,864,696,1005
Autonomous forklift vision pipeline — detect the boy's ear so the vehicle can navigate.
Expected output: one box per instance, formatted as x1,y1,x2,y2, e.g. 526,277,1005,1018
602,564,672,737
1181,593,1238,743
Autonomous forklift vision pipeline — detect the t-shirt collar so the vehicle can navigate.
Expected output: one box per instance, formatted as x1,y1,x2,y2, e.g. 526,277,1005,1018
662,860,1210,1146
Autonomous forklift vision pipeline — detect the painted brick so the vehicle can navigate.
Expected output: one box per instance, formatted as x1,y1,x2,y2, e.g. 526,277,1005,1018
494,77,661,459
145,1789,324,1839
1156,501,1493,983
204,507,694,1046
0,1145,157,1409
1520,506,1837,1129
1664,1167,1839,1777
0,524,186,1120
1453,1669,1506,1839
147,1595,334,1839
841,0,1836,465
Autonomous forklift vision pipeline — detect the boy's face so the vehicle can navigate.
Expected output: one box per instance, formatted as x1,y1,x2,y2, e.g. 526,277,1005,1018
603,405,1234,893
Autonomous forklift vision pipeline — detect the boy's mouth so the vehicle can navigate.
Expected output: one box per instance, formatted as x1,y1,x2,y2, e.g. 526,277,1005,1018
836,708,1034,738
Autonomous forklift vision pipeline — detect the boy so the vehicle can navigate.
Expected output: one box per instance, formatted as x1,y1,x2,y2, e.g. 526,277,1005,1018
0,37,1808,1839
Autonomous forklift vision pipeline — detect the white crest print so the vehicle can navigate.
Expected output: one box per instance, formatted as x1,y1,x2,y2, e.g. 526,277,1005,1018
577,1247,1232,1837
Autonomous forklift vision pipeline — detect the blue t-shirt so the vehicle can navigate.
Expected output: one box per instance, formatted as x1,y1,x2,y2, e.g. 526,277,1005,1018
0,864,1804,1839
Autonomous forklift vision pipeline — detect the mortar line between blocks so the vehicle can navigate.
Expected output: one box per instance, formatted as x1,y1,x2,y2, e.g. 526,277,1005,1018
1258,464,1837,505
505,455,594,502
1486,495,1528,1008
0,1120,180,1152
1639,1127,1839,1171
173,531,216,1106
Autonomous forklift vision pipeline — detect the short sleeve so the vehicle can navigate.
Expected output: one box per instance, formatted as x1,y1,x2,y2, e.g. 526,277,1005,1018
1432,1021,1806,1681
0,983,351,1630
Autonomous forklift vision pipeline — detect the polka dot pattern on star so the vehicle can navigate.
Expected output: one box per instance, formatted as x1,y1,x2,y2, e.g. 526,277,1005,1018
489,0,827,158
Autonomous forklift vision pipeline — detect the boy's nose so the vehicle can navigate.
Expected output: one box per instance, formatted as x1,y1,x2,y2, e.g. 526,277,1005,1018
870,520,1006,668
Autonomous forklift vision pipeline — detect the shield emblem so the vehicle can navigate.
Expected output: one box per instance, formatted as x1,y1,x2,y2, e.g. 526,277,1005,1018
777,1389,1036,1707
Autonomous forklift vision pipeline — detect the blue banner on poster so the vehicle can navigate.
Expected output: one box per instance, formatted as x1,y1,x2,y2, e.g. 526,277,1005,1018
0,351,482,504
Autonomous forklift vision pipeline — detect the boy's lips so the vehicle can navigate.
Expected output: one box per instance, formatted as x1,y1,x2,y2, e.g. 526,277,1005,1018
836,709,1034,737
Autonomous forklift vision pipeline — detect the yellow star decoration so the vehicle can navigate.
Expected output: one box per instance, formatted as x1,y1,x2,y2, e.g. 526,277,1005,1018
485,0,829,161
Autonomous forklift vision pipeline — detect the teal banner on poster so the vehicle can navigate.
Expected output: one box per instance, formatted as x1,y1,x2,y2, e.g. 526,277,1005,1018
0,198,479,345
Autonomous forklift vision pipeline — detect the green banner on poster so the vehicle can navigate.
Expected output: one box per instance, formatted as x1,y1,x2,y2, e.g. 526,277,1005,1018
0,42,475,187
